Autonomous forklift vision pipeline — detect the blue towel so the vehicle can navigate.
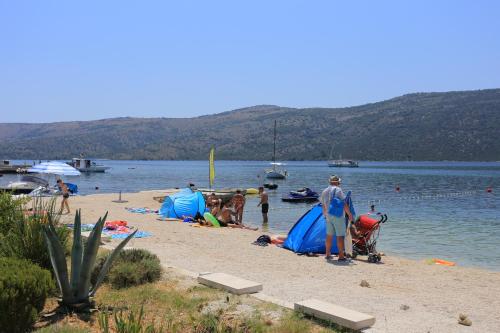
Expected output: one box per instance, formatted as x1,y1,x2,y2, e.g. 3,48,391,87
345,191,356,223
109,231,152,239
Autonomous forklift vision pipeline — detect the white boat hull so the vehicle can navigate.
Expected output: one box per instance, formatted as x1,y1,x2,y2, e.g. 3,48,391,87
265,170,286,179
77,166,110,173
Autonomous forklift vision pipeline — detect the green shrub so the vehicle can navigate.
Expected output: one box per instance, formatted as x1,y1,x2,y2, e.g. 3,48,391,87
0,208,70,271
92,249,162,289
0,257,53,333
0,192,26,235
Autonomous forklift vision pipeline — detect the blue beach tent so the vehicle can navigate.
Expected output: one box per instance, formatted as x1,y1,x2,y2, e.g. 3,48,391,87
283,191,355,254
159,188,206,219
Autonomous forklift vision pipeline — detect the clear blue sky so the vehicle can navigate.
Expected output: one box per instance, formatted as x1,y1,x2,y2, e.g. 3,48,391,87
1,0,499,123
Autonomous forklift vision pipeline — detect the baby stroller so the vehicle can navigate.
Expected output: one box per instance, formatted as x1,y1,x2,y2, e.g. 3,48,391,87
351,213,388,263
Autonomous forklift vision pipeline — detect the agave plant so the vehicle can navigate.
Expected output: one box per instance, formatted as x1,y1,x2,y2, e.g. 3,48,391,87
43,209,136,309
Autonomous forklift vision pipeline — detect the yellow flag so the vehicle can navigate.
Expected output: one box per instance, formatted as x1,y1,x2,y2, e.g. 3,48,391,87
209,146,215,188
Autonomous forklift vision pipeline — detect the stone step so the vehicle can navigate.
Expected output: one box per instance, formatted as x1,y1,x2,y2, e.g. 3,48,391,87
197,272,263,295
294,299,375,330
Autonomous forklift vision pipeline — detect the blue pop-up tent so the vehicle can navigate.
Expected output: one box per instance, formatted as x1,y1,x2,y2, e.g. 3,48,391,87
159,188,206,219
283,192,355,254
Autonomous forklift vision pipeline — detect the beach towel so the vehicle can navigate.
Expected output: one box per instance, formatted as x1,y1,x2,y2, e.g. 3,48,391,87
344,191,356,256
108,231,152,239
126,207,158,214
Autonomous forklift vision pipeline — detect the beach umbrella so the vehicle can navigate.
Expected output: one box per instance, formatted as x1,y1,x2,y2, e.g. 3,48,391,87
28,161,81,176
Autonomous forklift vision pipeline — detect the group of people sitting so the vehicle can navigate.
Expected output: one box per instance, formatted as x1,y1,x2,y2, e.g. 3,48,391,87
204,190,257,230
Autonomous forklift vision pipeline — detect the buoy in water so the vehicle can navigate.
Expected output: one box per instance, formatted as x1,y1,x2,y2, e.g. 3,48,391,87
486,187,492,193
395,185,400,192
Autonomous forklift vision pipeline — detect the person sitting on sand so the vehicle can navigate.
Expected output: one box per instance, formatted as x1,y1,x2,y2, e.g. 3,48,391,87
231,189,245,224
217,201,257,230
206,192,222,216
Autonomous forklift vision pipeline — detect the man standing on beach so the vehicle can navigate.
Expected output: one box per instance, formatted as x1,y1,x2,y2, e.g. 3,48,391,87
321,175,352,261
257,186,269,224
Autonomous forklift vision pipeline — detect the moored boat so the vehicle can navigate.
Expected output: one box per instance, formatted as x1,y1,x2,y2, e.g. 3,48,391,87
67,158,110,172
327,159,359,168
0,160,30,174
0,175,49,195
265,120,287,179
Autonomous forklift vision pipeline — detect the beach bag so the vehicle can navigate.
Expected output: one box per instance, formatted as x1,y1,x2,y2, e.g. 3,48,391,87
328,188,344,217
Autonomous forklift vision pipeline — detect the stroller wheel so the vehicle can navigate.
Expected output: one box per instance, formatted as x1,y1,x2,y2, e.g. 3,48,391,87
376,254,382,262
368,254,375,263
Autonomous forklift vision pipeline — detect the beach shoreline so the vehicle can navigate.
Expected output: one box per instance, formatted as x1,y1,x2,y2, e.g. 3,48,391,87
56,189,500,332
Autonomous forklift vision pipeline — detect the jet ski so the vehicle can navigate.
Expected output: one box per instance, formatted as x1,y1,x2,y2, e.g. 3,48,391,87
281,187,319,202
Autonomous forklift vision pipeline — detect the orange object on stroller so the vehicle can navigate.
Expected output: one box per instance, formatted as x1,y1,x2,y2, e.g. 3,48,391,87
352,214,387,261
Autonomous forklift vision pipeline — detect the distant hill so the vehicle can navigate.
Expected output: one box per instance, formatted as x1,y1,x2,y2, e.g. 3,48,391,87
1,89,500,161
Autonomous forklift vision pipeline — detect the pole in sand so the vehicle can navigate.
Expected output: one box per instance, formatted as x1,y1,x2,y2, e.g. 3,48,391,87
112,190,128,203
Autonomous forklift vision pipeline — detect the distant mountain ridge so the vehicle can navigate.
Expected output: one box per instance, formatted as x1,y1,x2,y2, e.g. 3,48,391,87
1,89,500,161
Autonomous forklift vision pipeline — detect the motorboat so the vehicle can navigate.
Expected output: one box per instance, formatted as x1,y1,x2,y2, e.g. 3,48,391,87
281,187,319,202
327,149,359,167
265,120,287,179
263,183,278,190
67,158,110,173
327,159,359,168
0,160,30,174
0,175,49,195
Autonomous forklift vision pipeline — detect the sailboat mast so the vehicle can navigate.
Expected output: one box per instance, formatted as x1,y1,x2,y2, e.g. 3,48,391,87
273,120,277,164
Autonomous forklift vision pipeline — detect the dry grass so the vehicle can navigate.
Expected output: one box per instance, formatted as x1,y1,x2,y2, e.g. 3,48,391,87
35,268,345,333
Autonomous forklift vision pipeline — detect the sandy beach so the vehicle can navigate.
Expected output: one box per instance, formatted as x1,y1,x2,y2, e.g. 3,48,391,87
57,189,500,333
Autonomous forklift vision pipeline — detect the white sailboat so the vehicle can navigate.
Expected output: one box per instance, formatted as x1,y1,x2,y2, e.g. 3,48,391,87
265,120,287,179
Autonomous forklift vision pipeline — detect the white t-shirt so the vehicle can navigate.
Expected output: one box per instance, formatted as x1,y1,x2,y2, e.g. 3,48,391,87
321,185,345,209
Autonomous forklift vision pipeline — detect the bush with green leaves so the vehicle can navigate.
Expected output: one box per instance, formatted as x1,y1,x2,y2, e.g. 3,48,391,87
0,257,53,333
0,197,69,271
92,249,162,289
0,192,26,234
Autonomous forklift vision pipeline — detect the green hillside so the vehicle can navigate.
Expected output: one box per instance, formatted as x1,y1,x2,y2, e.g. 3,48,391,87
1,89,499,161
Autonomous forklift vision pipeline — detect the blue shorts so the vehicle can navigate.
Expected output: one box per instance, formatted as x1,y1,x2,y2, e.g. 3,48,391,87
326,214,346,237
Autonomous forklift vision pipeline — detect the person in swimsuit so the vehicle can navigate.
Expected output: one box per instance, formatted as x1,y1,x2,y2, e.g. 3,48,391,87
257,186,269,223
57,179,71,214
231,189,245,224
217,201,257,230
206,192,222,216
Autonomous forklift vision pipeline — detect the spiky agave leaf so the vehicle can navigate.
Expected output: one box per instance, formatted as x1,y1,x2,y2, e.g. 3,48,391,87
43,223,73,302
76,212,108,300
70,210,83,295
90,229,138,296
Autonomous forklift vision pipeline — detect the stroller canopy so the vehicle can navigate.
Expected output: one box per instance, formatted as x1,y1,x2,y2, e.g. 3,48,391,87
283,192,355,254
159,188,206,219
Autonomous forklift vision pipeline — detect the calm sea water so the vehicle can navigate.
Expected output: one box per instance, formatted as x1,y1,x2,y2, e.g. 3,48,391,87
2,160,500,270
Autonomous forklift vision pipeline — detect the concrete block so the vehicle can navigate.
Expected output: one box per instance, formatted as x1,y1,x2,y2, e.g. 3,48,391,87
294,299,375,330
197,273,263,295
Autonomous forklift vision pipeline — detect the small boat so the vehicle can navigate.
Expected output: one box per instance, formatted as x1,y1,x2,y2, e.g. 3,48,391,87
281,187,319,202
265,163,287,179
67,158,110,173
0,175,49,195
265,120,287,179
327,149,359,168
263,183,278,190
0,160,30,174
327,159,359,168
